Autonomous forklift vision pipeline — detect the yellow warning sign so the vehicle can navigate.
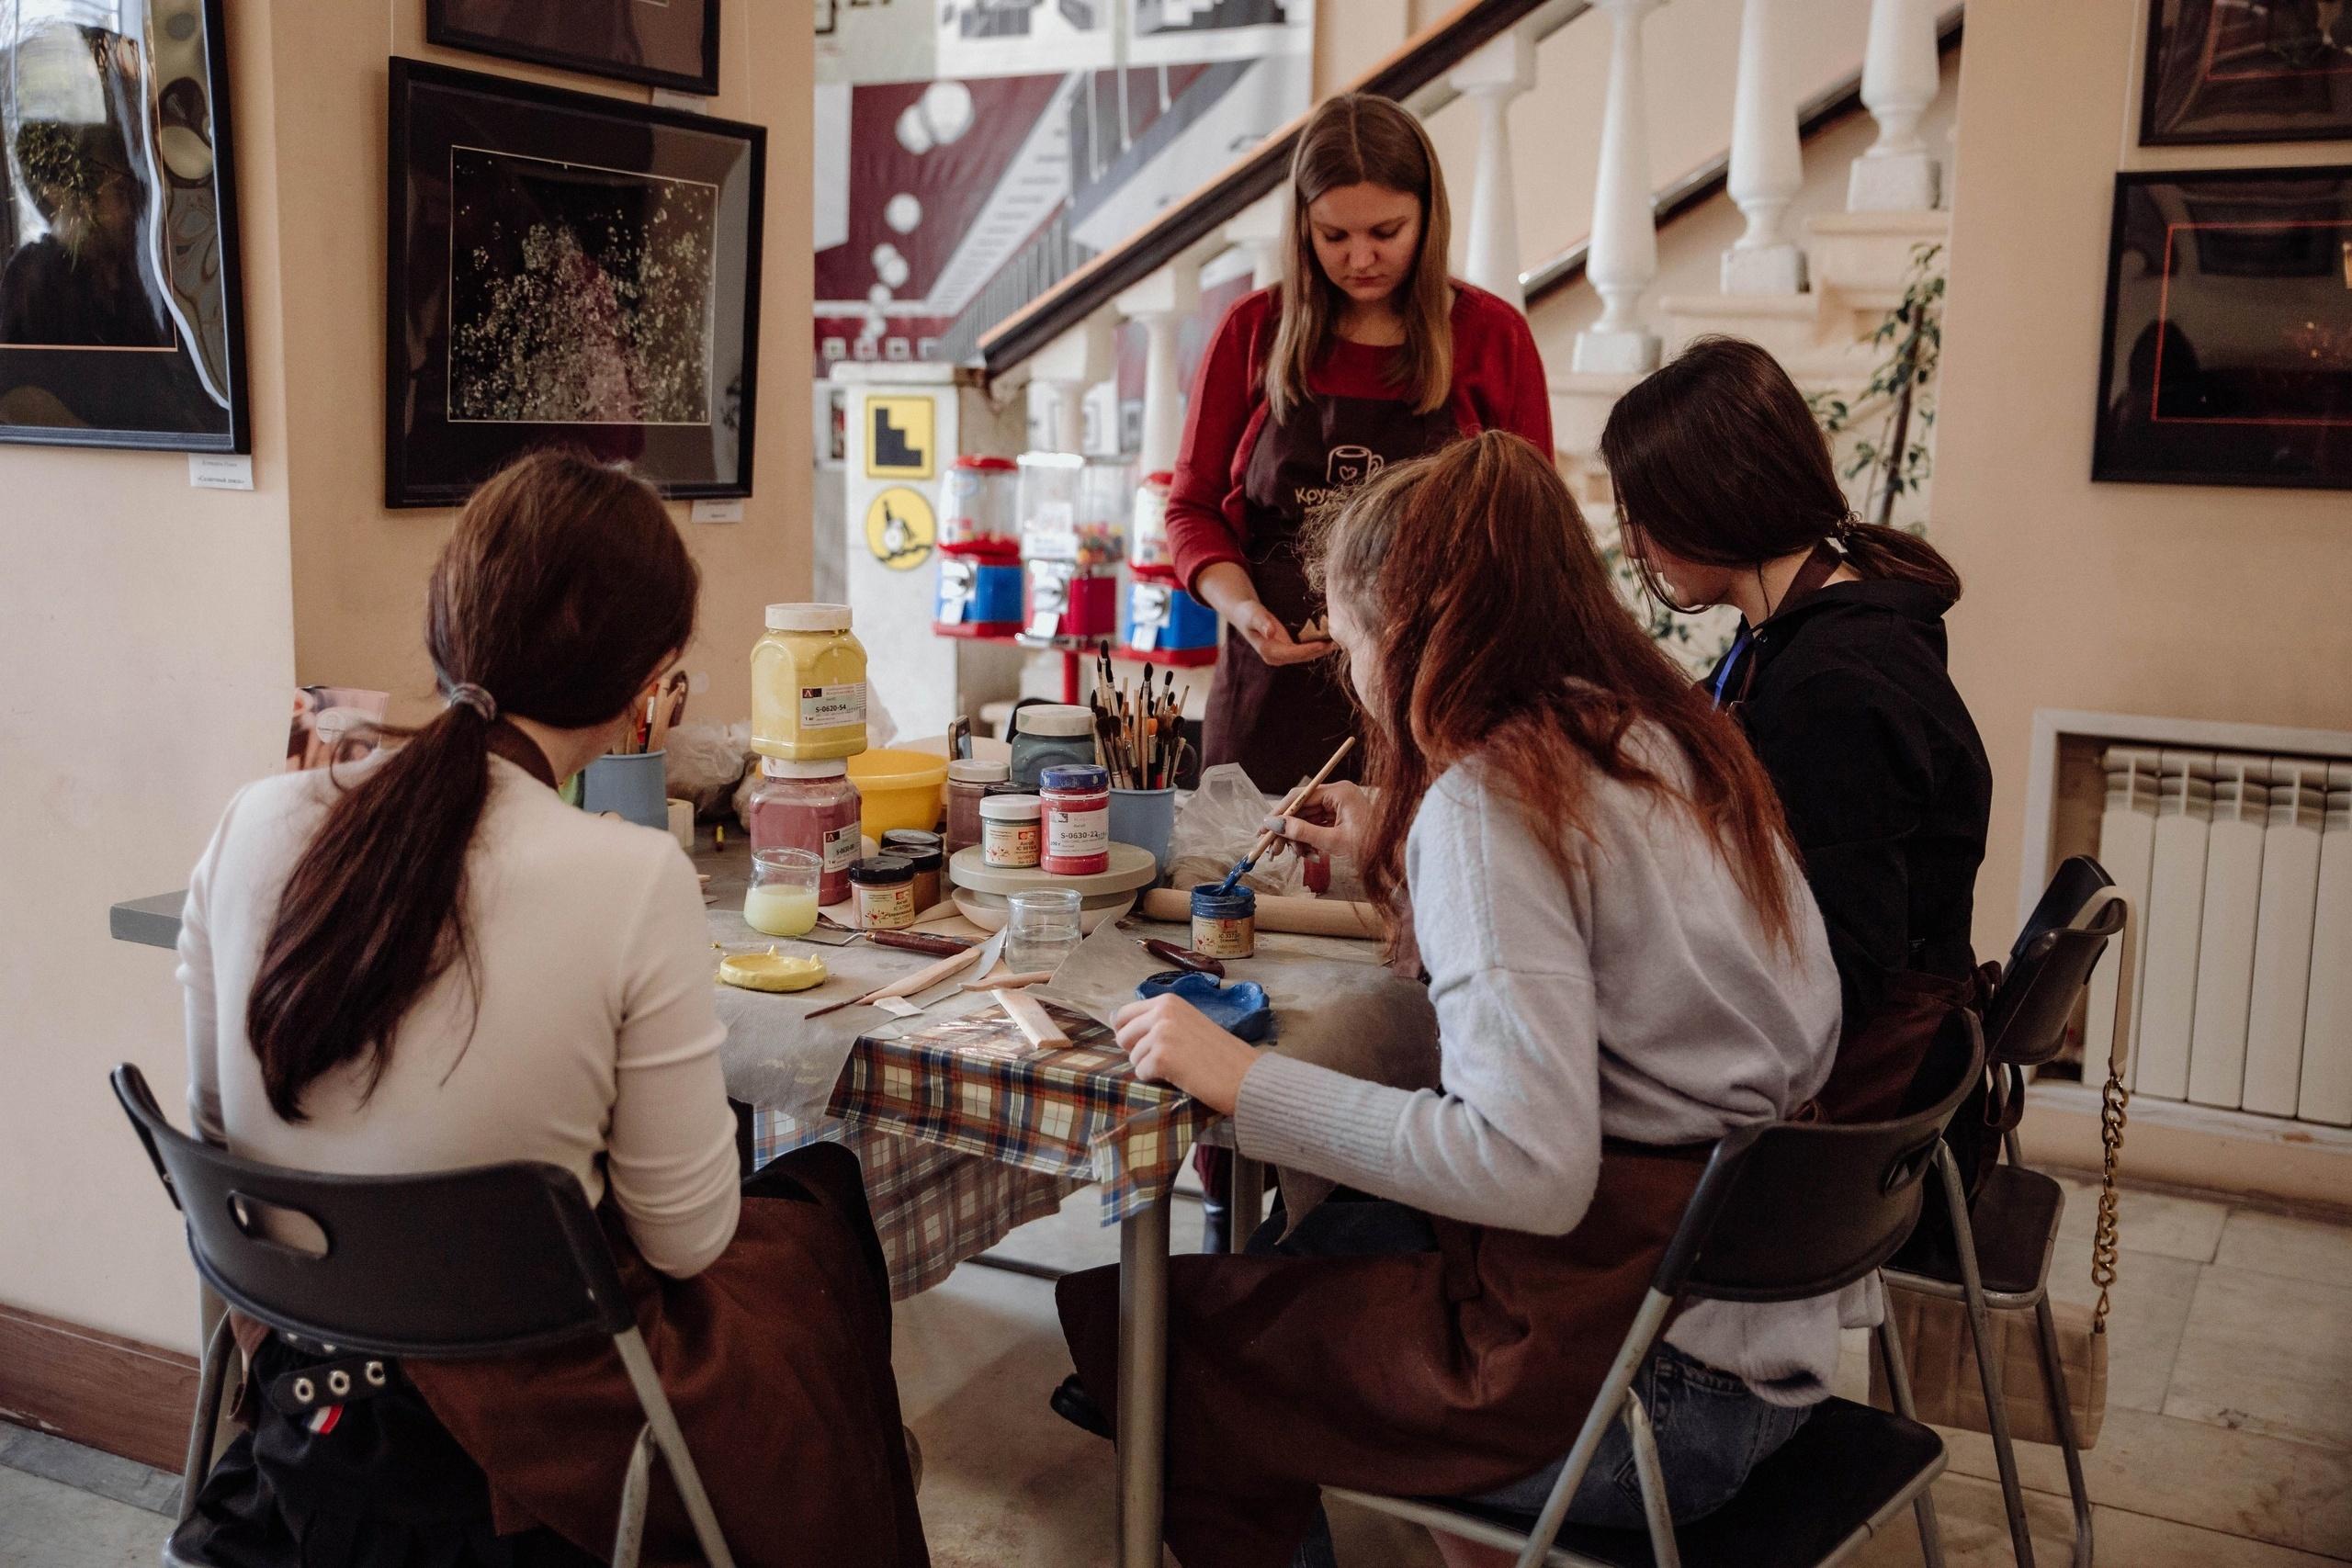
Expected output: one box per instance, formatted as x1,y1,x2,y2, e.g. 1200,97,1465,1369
865,486,935,572
865,395,935,479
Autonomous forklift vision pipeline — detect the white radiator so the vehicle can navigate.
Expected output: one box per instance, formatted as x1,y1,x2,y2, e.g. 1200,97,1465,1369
2094,748,2352,1126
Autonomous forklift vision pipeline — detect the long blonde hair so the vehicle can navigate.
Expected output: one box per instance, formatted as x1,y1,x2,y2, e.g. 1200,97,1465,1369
1265,94,1453,423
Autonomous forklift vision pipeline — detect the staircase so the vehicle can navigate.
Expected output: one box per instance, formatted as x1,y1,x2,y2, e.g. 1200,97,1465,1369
934,0,1965,673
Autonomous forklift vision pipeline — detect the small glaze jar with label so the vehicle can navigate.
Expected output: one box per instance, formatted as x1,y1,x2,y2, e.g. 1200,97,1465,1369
1039,763,1111,875
944,758,1012,860
1190,883,1257,960
880,829,944,912
848,855,918,931
980,794,1043,868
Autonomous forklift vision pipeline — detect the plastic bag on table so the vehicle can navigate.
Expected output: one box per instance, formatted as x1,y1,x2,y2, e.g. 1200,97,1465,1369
1162,763,1309,897
669,721,754,816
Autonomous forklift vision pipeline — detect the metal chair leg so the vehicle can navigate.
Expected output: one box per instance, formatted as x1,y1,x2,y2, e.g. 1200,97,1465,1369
612,1425,656,1568
1623,1393,1683,1568
178,1310,236,1522
1875,1293,1946,1568
613,1327,739,1568
2030,1294,2095,1568
1937,1145,2037,1568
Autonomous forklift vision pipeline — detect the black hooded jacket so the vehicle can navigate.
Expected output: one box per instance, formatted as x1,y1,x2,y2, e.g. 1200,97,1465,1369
1705,578,1993,1028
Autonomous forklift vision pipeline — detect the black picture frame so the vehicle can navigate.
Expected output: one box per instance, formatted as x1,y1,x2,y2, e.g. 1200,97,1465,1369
426,0,720,97
0,0,252,452
2092,166,2352,490
386,59,764,509
2142,0,2352,146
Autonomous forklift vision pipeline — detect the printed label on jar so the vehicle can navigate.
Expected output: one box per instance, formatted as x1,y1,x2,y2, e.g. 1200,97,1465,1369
1046,804,1109,859
984,819,1042,867
821,822,860,872
799,682,867,730
856,883,917,930
1193,915,1256,960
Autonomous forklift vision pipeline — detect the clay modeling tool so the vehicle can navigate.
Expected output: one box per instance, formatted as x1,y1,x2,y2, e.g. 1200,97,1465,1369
1138,938,1225,976
804,933,998,1020
995,988,1070,1050
1216,736,1356,894
958,970,1055,992
865,930,975,956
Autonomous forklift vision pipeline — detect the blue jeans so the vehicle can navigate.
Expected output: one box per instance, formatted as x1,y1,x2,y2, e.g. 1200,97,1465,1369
1255,1194,1810,1565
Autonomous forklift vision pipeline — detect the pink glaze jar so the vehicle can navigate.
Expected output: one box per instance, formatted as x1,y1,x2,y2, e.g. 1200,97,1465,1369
746,758,864,905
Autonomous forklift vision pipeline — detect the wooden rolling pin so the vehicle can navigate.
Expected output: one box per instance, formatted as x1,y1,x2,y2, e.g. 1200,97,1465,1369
1141,887,1384,940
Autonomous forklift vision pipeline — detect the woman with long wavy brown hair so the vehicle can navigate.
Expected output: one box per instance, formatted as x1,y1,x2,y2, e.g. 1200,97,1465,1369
175,451,925,1568
1055,432,1844,1568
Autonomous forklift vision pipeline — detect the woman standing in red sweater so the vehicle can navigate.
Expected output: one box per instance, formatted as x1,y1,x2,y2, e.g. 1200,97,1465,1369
1168,92,1554,791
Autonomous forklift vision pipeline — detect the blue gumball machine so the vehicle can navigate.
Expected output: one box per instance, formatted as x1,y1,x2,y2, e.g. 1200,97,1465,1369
1121,471,1219,664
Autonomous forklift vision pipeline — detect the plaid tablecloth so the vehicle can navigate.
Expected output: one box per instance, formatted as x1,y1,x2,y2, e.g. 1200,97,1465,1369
752,996,1207,1296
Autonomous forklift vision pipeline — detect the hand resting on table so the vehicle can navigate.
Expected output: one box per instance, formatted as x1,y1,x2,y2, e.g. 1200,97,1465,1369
1115,994,1262,1116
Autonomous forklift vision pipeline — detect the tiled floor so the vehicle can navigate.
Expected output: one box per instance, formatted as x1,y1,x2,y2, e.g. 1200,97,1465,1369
6,1173,2349,1566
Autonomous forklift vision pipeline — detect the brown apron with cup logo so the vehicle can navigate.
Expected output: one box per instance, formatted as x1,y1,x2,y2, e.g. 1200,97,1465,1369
1203,390,1458,794
1056,1141,1709,1568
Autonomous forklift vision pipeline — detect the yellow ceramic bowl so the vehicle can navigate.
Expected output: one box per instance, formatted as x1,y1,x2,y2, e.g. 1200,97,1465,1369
846,748,949,840
716,952,829,993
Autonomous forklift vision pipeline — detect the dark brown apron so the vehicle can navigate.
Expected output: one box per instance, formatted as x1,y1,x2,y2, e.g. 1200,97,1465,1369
1057,1141,1709,1568
1203,390,1458,793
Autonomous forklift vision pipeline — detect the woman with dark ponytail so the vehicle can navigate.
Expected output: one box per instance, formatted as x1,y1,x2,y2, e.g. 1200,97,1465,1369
1600,335,1992,1117
176,451,927,1567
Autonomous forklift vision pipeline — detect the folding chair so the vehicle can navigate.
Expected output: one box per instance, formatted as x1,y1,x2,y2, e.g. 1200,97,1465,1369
1883,857,2132,1568
110,1065,737,1568
1325,1007,1986,1568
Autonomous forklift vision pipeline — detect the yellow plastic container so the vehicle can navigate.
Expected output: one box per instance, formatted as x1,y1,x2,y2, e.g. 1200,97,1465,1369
846,749,949,840
752,604,868,761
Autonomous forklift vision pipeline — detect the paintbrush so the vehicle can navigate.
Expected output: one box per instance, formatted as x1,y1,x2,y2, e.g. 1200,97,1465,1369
1216,736,1356,894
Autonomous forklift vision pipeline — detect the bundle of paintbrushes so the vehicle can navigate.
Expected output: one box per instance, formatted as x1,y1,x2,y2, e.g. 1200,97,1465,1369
1090,645,1191,790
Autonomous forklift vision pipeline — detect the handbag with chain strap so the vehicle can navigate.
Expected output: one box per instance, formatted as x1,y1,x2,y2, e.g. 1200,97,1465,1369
1871,888,2133,1450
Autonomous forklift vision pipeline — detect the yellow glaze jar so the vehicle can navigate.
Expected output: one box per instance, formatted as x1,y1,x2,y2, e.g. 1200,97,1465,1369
752,604,869,761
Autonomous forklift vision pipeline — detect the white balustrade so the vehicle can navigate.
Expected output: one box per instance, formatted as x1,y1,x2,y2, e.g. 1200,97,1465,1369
1222,190,1287,292
1027,313,1116,453
1848,0,1941,212
1450,28,1537,310
1722,0,1805,294
1115,255,1204,475
1572,0,1662,374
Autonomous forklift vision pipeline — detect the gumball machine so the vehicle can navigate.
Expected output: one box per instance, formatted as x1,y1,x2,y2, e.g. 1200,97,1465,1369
1119,470,1218,664
1017,452,1123,644
934,455,1023,637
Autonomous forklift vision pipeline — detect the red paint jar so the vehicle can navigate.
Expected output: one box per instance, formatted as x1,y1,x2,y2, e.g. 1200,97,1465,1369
1039,764,1111,875
746,758,864,905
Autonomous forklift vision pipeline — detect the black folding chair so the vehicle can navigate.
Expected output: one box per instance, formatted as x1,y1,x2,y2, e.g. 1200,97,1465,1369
110,1065,737,1568
1883,857,2132,1568
1324,1007,1985,1568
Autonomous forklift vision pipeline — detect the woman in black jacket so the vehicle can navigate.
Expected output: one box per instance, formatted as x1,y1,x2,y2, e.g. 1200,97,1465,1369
1600,336,1992,1114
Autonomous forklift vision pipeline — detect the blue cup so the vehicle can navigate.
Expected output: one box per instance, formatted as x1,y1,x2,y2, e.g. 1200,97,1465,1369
1109,785,1177,875
580,750,670,831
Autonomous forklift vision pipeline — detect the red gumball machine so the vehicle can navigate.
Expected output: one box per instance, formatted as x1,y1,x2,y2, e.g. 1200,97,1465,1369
1017,452,1123,645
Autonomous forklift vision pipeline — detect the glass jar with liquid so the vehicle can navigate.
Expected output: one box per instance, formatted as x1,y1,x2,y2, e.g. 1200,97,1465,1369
744,848,821,938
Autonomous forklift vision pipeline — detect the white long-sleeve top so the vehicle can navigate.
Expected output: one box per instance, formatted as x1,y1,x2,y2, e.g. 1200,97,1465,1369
177,754,740,1277
1234,743,1848,1402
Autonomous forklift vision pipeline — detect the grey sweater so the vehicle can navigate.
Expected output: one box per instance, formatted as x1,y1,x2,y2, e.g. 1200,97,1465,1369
1233,745,1848,1403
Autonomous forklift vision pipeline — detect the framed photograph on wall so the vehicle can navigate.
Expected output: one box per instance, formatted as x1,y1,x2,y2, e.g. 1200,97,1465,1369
386,60,764,508
0,0,251,452
2093,166,2352,489
2143,0,2352,145
426,0,720,97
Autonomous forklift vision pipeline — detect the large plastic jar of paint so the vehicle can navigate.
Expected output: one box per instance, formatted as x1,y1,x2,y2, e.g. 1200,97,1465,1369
1009,704,1097,789
752,603,867,761
746,758,864,906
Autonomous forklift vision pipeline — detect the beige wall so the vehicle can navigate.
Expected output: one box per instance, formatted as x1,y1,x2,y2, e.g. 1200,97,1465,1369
0,2,294,1349
0,3,812,1354
282,5,813,730
1932,0,2352,953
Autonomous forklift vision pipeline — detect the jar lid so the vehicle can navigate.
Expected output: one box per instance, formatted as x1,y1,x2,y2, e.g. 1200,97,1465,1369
880,837,943,871
947,759,1011,784
847,855,914,886
764,602,853,633
980,794,1043,822
881,829,942,853
760,757,850,779
955,455,1017,471
1040,763,1108,794
1014,703,1094,739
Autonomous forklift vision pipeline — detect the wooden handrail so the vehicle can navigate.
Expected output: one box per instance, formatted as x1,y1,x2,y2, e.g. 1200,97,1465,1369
977,0,1591,380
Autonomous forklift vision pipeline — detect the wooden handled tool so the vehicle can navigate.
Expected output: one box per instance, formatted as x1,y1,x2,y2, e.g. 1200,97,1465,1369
1219,737,1357,891
995,988,1070,1050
